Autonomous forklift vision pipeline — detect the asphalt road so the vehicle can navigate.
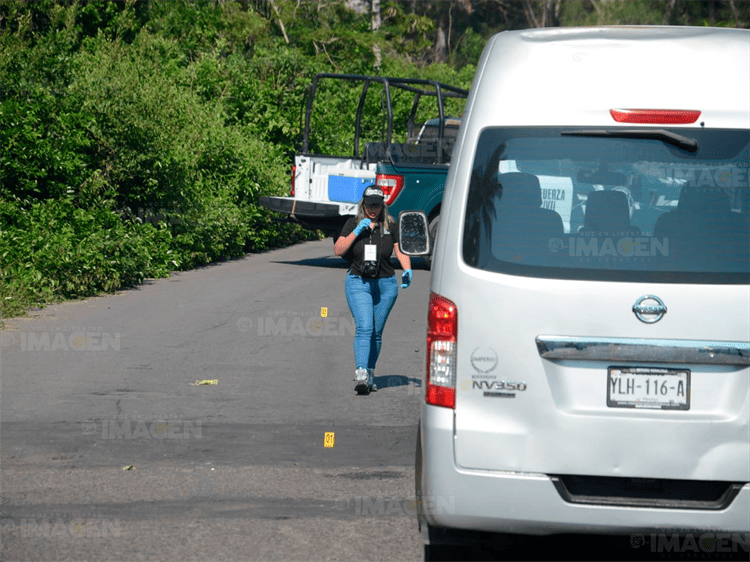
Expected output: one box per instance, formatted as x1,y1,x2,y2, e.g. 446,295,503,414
1,239,429,562
3,240,744,562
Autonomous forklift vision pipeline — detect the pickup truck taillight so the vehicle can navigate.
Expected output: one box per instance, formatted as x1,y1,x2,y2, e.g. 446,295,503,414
426,292,457,409
376,174,404,206
290,165,296,197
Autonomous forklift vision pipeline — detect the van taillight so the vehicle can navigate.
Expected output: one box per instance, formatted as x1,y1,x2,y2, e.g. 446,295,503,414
376,174,404,206
426,292,457,409
610,109,701,125
290,165,296,197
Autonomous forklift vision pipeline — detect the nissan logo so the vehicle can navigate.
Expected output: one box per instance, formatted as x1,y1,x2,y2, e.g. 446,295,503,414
633,295,667,323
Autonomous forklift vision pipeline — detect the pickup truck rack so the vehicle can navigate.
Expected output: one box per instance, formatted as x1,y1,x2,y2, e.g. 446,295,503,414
301,73,468,164
260,73,468,243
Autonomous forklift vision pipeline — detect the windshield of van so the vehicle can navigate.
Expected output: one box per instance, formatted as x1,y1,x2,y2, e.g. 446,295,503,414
462,128,749,283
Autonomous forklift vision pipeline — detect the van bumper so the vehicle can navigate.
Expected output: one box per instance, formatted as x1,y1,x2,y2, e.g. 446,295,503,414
420,405,750,537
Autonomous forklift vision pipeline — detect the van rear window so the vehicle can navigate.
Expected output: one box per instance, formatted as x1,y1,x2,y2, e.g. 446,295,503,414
462,128,749,284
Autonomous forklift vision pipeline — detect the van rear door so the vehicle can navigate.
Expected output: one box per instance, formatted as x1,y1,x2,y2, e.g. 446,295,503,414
451,127,750,485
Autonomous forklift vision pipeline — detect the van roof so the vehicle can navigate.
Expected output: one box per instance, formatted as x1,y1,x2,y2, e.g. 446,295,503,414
472,26,749,129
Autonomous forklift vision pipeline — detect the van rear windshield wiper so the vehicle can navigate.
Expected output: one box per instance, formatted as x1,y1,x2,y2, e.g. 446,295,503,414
561,129,698,153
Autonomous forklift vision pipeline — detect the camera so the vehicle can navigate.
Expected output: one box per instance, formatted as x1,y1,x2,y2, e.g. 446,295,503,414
361,260,379,278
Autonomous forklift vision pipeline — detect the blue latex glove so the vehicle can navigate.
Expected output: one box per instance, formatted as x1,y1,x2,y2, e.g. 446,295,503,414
353,218,372,236
401,269,412,289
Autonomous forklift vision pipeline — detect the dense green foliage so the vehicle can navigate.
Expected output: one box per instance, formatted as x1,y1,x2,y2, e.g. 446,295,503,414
1,1,745,317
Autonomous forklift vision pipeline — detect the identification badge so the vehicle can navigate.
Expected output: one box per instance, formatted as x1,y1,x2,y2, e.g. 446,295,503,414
364,244,377,261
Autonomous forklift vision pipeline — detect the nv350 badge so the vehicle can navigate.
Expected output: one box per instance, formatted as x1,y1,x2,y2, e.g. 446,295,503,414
472,380,527,393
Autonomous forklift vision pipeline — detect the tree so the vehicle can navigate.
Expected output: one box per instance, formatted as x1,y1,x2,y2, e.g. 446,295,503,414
521,0,561,27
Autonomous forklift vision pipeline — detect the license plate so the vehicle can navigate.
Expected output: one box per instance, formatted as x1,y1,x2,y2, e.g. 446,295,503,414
607,367,690,410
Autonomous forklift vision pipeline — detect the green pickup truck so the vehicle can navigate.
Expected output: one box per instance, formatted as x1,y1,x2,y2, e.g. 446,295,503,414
259,73,468,265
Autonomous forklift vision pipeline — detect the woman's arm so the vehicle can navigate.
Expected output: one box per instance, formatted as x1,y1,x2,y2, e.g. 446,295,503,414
394,243,411,271
335,218,373,256
334,232,358,256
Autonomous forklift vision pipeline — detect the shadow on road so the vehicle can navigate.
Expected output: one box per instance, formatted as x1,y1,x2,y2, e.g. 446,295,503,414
376,375,421,390
273,256,351,269
426,532,750,561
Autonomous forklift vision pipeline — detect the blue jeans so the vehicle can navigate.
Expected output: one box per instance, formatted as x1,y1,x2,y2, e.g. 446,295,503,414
345,274,399,369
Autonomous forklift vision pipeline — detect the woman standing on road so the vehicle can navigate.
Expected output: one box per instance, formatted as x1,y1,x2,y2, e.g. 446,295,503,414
334,186,412,395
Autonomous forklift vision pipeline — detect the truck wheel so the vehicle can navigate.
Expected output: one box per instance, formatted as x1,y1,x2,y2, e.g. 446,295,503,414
424,215,440,270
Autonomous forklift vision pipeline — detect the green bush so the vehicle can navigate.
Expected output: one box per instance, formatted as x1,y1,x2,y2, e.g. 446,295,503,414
0,198,174,316
0,1,321,318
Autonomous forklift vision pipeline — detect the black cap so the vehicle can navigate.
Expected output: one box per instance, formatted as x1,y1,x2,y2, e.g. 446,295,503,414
363,185,385,206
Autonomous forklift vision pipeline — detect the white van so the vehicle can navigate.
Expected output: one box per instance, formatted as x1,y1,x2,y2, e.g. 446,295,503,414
407,26,750,559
